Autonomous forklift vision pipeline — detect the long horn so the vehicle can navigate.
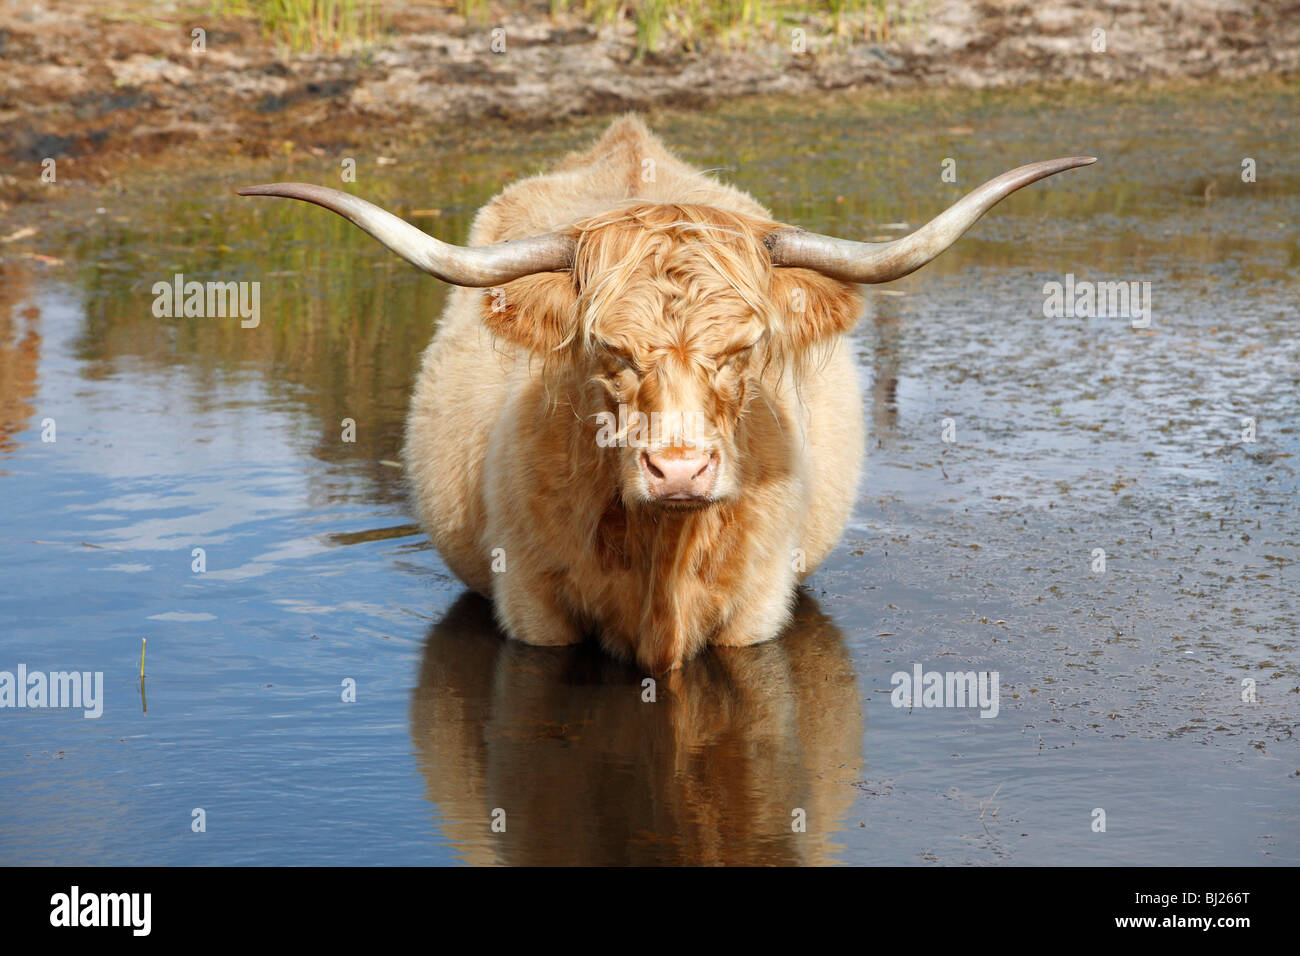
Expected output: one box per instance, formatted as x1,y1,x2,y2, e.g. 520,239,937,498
765,156,1097,283
236,183,574,287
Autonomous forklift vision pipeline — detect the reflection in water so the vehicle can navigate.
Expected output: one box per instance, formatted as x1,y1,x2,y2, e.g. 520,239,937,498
867,296,904,443
0,262,40,458
411,592,863,865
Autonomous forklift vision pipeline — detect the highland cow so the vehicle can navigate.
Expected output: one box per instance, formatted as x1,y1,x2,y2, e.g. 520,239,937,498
240,117,1093,672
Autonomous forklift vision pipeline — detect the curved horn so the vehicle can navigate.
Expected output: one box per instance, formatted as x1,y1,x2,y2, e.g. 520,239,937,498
236,183,574,287
765,156,1097,284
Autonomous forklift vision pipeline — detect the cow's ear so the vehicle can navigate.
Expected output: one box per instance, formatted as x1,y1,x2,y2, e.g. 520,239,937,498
480,272,578,353
769,268,864,351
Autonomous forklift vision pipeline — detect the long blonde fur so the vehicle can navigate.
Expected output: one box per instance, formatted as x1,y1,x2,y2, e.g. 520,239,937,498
403,116,866,672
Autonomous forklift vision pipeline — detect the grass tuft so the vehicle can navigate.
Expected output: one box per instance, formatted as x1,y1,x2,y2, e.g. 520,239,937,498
209,0,381,53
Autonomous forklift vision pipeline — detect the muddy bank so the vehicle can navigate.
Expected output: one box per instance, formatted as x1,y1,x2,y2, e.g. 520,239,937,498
1,0,1297,208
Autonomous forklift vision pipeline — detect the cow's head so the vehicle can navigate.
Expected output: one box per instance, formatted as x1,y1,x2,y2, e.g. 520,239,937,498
238,155,1094,509
477,203,862,509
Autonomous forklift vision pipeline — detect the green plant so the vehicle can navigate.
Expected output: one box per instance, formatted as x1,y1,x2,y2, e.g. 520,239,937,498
209,0,380,53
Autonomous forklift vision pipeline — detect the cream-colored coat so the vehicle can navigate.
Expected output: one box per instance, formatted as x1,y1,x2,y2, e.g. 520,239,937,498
404,116,864,672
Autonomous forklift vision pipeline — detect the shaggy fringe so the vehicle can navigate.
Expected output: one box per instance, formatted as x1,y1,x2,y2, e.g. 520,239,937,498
489,199,863,406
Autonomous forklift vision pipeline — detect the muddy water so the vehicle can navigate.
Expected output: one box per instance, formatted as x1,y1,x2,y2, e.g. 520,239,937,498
1,80,1296,865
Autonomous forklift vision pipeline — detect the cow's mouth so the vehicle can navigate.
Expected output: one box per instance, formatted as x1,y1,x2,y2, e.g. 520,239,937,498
652,495,715,511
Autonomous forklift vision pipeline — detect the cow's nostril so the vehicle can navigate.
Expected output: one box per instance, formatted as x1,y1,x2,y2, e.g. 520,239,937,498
642,452,664,480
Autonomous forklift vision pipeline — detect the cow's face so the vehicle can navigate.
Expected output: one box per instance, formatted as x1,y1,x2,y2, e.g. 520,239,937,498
485,204,862,509
586,294,759,509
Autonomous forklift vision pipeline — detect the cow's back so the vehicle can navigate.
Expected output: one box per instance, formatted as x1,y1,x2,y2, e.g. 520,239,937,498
471,115,772,244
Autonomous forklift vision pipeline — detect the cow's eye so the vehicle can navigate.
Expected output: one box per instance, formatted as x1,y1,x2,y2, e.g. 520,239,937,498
603,346,641,375
718,343,757,367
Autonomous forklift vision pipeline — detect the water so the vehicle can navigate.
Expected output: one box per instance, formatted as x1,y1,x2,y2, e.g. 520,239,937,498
1,79,1296,865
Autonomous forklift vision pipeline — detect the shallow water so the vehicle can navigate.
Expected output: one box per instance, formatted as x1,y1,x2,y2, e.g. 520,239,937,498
1,79,1296,865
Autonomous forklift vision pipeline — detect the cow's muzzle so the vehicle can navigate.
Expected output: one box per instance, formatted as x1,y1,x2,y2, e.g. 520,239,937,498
641,448,718,502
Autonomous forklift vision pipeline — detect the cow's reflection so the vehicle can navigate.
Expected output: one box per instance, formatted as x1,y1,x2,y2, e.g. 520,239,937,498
411,591,863,865
0,262,39,456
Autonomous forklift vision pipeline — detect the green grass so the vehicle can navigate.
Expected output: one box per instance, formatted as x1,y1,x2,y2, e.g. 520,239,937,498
610,1,906,58
209,1,906,56
209,0,381,52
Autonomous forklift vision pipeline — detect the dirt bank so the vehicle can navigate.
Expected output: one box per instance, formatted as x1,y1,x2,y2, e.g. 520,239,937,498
1,0,1297,208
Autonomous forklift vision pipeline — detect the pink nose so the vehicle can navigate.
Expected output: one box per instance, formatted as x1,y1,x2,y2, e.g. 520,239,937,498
641,449,718,500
